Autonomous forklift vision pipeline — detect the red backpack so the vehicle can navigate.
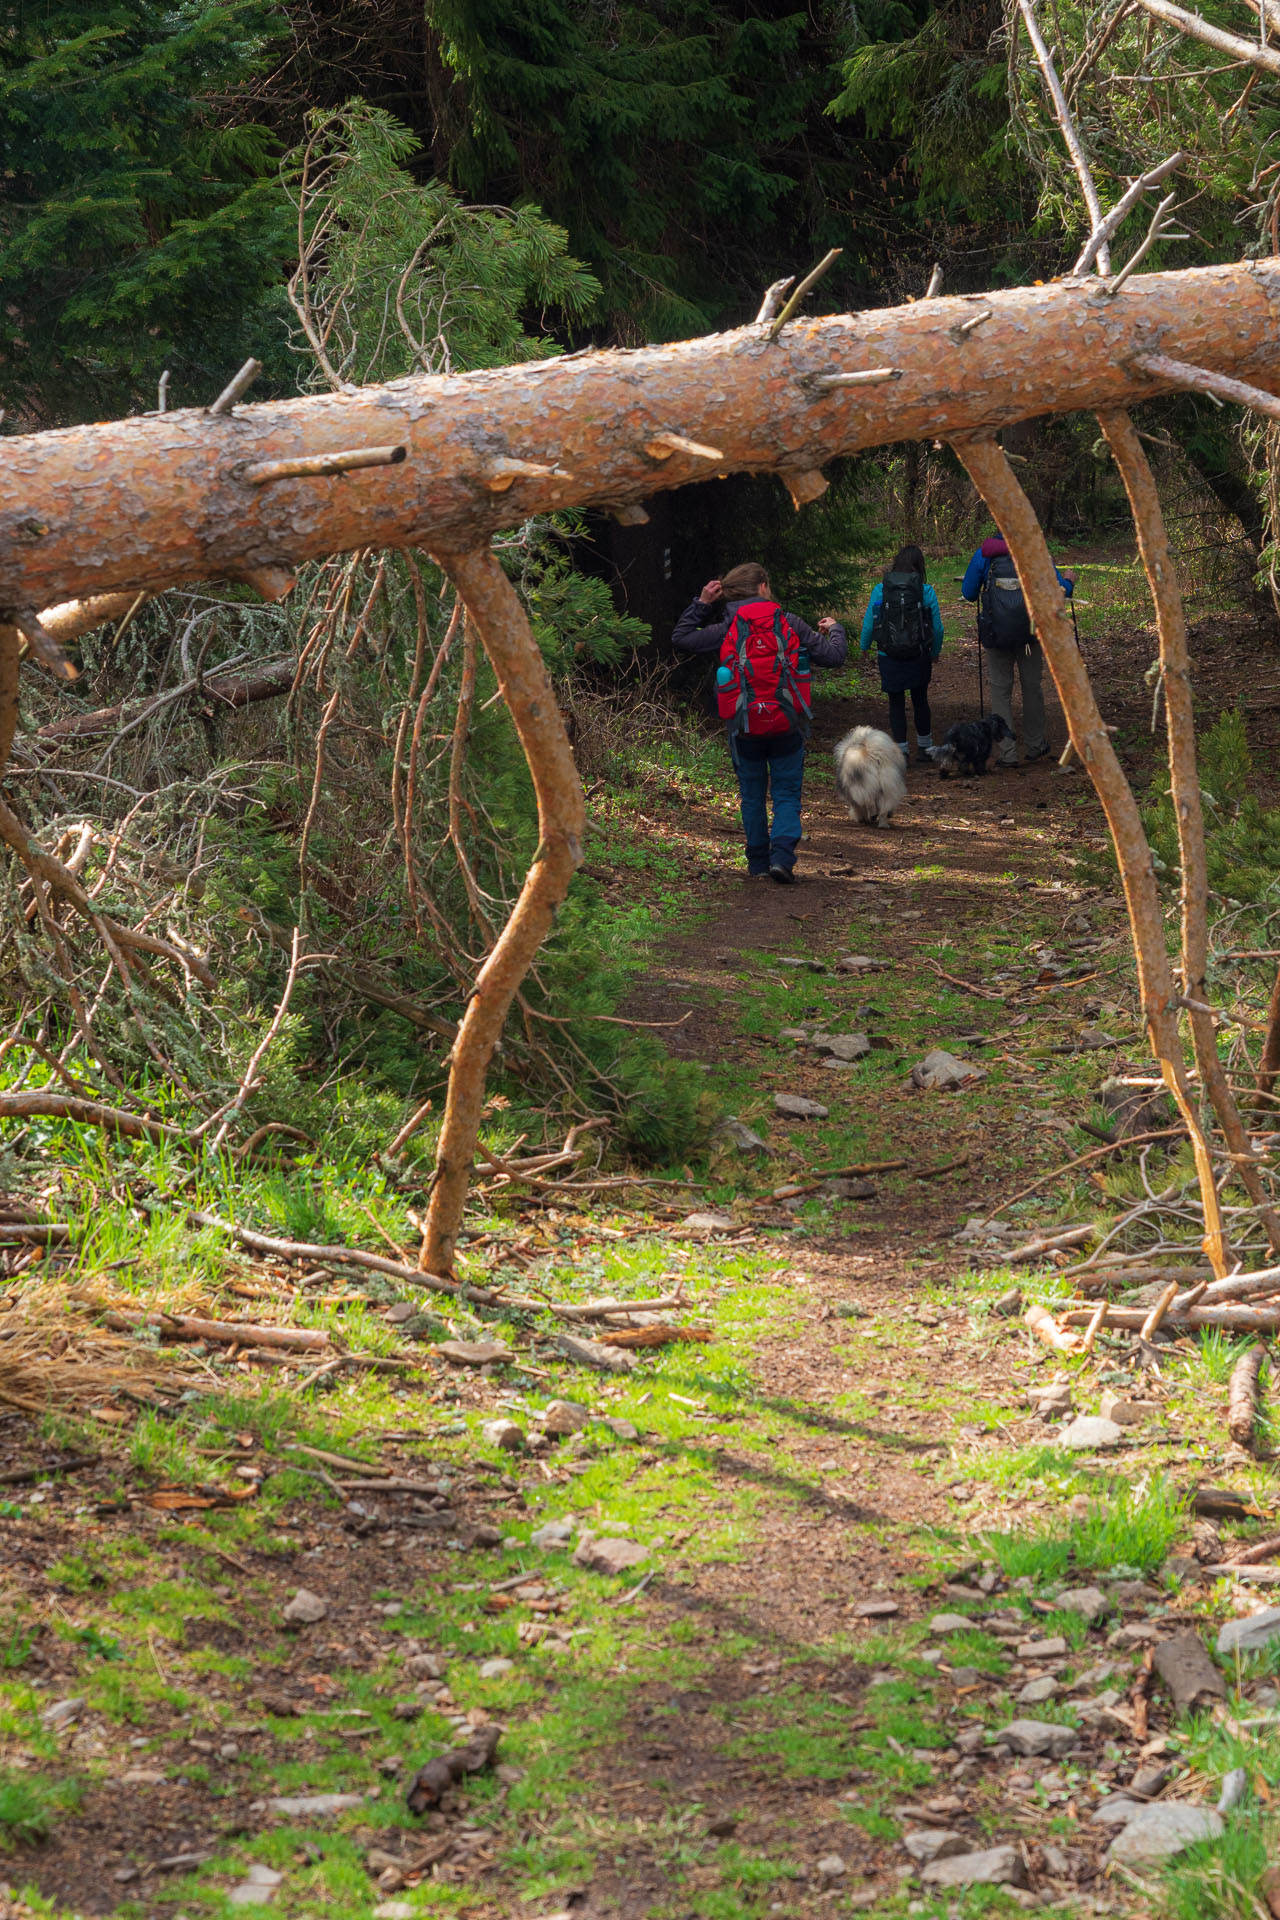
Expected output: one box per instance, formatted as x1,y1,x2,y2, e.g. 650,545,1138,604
715,600,812,738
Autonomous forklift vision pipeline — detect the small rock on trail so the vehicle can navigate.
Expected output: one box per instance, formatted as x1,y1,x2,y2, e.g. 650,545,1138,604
573,1534,649,1576
910,1049,985,1090
775,1092,829,1119
281,1588,328,1625
1107,1804,1224,1865
921,1844,1027,1889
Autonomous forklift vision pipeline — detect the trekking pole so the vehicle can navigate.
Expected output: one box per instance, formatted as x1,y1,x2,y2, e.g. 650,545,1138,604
1069,595,1081,651
977,631,984,717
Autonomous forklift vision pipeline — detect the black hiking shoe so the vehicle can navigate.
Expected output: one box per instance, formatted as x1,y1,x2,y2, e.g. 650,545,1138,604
769,864,795,885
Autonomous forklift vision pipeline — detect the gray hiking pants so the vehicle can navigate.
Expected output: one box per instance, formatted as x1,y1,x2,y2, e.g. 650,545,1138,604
985,642,1046,763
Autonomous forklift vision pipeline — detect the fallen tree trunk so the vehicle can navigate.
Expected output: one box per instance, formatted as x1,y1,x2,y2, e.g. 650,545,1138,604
2,261,1280,611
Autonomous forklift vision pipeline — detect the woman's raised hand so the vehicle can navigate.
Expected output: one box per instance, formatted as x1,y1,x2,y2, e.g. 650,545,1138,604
698,578,723,605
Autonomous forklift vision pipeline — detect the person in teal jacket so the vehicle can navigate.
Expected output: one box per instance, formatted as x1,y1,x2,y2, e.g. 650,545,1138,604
859,545,944,763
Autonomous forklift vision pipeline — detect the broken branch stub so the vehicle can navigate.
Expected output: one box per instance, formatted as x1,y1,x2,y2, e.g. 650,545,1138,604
5,262,1280,610
419,545,585,1278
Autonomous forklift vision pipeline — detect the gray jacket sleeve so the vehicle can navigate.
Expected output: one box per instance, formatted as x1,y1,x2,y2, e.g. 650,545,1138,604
791,612,848,668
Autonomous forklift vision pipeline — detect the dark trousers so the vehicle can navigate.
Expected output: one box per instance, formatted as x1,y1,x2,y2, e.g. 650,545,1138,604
888,685,931,744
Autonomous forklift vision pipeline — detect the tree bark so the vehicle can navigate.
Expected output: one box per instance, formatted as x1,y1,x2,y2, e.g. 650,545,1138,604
419,545,585,1278
1100,410,1280,1253
952,435,1232,1276
1228,1343,1265,1449
3,261,1280,612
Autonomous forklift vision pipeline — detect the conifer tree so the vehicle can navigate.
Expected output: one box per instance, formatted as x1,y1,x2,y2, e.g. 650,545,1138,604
0,2,291,423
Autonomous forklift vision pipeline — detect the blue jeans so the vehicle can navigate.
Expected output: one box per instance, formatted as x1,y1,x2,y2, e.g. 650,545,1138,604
731,737,805,873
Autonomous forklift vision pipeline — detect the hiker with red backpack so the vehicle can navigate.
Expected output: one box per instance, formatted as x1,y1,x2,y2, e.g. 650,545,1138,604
858,544,944,765
961,535,1074,767
673,561,846,884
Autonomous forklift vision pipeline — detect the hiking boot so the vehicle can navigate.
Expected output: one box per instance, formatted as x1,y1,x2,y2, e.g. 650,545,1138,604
915,746,934,764
746,870,770,881
769,863,795,885
1024,745,1051,763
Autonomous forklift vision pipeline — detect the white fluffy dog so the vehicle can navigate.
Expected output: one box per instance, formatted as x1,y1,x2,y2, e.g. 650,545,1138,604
833,725,908,826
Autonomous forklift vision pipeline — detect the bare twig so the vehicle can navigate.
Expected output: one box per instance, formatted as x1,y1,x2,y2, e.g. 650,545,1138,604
768,250,843,339
1073,152,1186,275
205,928,304,1154
1018,0,1112,270
1129,0,1280,74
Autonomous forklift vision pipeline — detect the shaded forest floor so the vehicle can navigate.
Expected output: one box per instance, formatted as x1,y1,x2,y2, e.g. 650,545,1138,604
4,570,1280,1920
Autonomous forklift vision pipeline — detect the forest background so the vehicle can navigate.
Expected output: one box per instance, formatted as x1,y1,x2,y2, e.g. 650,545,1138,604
3,0,1279,1188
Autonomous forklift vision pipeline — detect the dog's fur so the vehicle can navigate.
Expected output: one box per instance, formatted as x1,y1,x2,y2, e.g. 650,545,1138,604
833,725,908,826
933,714,1013,778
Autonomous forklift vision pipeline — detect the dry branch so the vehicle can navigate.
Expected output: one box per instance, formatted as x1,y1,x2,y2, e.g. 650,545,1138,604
0,1092,180,1142
4,263,1280,611
103,1309,330,1353
1102,410,1280,1253
1019,0,1112,271
1024,1303,1081,1352
29,657,295,749
1130,0,1280,71
1229,1344,1266,1449
952,436,1231,1277
418,547,585,1278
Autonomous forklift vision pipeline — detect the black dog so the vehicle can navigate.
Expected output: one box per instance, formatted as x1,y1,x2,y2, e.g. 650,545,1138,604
934,714,1013,778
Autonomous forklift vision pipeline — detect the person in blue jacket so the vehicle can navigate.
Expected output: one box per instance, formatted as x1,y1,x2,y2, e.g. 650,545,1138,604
859,545,944,764
961,535,1073,766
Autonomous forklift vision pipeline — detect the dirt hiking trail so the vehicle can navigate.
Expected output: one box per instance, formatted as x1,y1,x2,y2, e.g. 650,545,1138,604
2,603,1274,1920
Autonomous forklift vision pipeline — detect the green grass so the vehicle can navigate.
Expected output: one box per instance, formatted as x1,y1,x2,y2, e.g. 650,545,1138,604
983,1475,1187,1583
0,1772,82,1847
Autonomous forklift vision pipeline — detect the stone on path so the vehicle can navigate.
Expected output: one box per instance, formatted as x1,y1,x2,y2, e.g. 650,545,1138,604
774,1092,829,1120
1107,1804,1223,1866
542,1399,589,1436
997,1719,1078,1758
282,1588,328,1626
815,1854,847,1880
1016,1636,1068,1660
809,1031,871,1062
854,1599,899,1618
1058,1415,1126,1450
1099,1390,1152,1426
478,1658,514,1680
713,1115,770,1154
1056,1586,1110,1623
482,1418,524,1452
921,1845,1027,1889
903,1829,967,1864
436,1339,514,1367
910,1049,986,1091
1092,1797,1143,1826
680,1210,736,1232
531,1519,575,1550
1018,1676,1059,1706
929,1613,974,1635
573,1534,649,1576
1217,1607,1280,1656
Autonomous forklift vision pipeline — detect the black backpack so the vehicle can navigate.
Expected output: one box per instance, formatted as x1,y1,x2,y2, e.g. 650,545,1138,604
979,554,1033,650
873,569,930,662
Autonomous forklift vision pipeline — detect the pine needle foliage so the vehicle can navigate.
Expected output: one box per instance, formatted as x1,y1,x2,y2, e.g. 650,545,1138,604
0,1,292,421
